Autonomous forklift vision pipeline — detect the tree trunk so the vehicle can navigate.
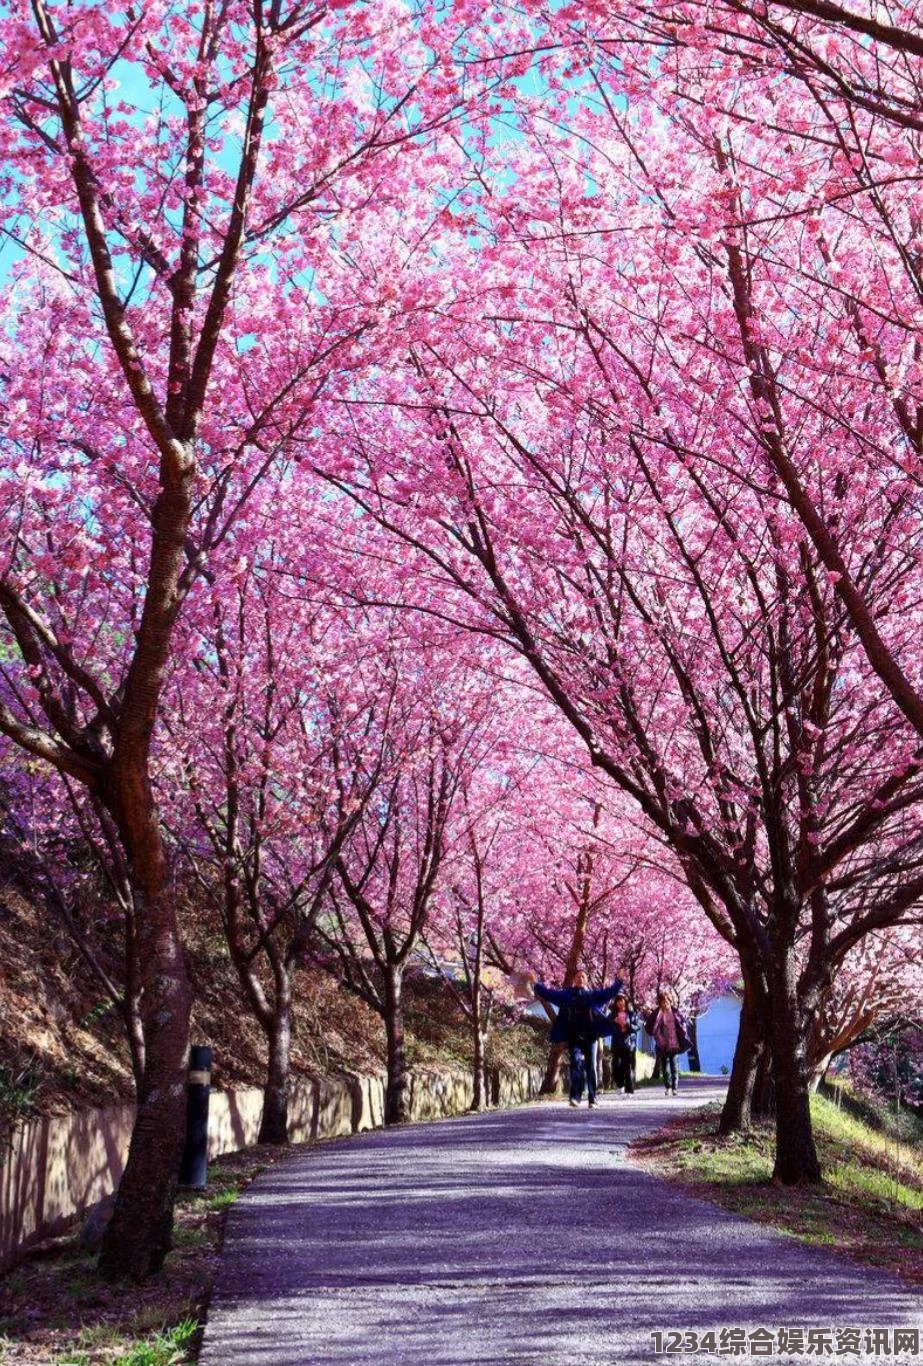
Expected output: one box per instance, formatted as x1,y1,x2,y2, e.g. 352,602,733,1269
472,1027,488,1111
258,1003,292,1145
541,1041,565,1094
808,1055,832,1092
770,977,822,1184
384,963,410,1125
95,457,197,1279
719,982,765,1135
538,820,598,1097
97,867,192,1279
122,914,146,1092
752,1047,776,1119
122,985,146,1094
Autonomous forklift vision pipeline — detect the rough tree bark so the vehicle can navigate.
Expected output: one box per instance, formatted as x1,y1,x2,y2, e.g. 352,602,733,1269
768,960,822,1184
258,1002,293,1145
97,790,193,1278
472,1026,488,1112
751,1048,776,1120
122,913,147,1093
719,978,766,1134
384,961,410,1125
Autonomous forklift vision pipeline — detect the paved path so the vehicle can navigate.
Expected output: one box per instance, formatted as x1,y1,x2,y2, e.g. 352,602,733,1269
200,1078,921,1366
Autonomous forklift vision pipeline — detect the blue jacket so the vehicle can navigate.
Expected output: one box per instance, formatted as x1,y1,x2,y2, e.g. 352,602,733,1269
610,1007,641,1051
535,981,624,1044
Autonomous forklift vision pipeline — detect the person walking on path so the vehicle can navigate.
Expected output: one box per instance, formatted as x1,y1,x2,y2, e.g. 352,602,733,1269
532,970,623,1108
646,990,690,1096
609,992,640,1095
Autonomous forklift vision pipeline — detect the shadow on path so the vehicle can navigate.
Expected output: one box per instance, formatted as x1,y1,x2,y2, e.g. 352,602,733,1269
200,1078,921,1366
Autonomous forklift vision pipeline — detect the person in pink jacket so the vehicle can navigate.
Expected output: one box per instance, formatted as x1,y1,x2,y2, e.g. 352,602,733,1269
645,990,691,1096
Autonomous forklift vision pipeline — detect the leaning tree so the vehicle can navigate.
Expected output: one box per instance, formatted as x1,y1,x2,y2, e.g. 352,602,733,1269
526,0,923,739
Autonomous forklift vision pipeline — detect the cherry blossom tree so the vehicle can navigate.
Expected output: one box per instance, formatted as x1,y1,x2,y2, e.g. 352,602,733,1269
807,925,923,1089
585,863,736,1021
420,780,523,1112
5,0,923,1264
436,748,734,1092
313,135,923,1178
163,548,396,1143
524,0,923,739
0,0,525,1276
312,634,503,1124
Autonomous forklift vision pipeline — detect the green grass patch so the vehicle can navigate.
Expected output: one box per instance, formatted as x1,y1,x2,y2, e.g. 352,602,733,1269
828,1159,923,1211
203,1188,239,1212
55,1318,197,1366
114,1317,198,1366
77,1321,125,1349
821,1077,923,1148
812,1093,923,1187
170,1223,210,1250
629,1094,923,1288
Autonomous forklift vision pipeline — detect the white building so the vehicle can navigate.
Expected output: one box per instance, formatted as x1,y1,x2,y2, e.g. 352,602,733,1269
693,991,742,1075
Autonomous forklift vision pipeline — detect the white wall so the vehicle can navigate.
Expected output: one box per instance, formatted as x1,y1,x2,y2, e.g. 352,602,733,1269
695,994,742,1075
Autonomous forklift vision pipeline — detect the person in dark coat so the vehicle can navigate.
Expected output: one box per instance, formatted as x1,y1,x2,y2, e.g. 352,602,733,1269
609,992,641,1095
532,970,624,1108
645,990,691,1096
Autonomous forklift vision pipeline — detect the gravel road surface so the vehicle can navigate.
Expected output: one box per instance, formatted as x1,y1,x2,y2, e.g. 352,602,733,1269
200,1077,921,1365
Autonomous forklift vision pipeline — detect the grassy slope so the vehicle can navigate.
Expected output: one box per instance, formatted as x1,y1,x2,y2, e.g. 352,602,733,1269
629,1093,923,1288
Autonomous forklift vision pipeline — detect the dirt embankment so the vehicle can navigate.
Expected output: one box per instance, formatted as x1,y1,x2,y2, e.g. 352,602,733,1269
0,878,544,1135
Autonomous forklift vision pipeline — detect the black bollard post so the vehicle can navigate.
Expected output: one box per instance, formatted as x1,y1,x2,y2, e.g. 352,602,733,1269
179,1045,212,1189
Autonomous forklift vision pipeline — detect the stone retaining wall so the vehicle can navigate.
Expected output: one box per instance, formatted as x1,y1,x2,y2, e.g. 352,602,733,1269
0,1064,544,1272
